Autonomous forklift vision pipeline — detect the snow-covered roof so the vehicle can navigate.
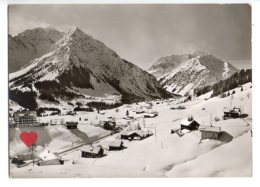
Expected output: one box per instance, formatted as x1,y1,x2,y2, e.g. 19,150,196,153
81,145,102,154
120,131,133,136
134,130,146,137
120,130,147,137
180,119,195,126
38,150,58,161
199,125,221,133
108,140,123,147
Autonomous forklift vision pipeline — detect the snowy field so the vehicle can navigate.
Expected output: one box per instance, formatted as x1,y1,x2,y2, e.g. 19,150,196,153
10,83,252,177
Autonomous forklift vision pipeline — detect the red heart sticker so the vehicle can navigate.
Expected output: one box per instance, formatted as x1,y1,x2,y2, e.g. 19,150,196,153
20,131,38,148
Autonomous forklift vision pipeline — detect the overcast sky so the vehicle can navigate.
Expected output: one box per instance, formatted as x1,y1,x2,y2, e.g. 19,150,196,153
9,4,251,69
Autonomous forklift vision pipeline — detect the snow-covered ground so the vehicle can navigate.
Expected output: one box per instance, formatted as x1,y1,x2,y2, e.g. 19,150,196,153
9,83,252,177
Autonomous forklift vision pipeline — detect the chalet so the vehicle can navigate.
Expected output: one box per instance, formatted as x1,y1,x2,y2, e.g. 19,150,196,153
131,131,147,140
101,121,116,130
66,111,76,116
65,121,78,129
37,158,64,166
120,131,131,140
178,106,186,110
170,106,177,110
13,110,37,125
81,145,104,158
180,118,200,131
108,140,124,151
144,110,158,118
37,150,64,166
11,152,39,165
223,107,241,119
136,109,145,114
144,113,157,118
120,130,152,140
199,125,221,140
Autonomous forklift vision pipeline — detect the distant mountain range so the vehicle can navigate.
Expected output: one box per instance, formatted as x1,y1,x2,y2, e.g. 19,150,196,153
148,51,238,96
9,27,171,108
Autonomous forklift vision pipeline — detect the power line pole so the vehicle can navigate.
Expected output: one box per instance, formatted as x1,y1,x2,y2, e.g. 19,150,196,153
31,144,34,167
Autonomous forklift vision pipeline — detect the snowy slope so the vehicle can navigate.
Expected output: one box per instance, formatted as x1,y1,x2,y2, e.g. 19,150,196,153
9,27,64,73
10,83,252,177
148,51,238,96
9,27,171,107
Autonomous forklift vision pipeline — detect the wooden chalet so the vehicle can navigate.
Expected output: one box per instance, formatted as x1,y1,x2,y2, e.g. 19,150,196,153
37,150,64,166
199,125,221,140
37,158,64,166
11,152,39,165
223,107,241,119
81,145,104,158
108,140,124,151
180,118,200,131
65,121,78,129
120,130,152,140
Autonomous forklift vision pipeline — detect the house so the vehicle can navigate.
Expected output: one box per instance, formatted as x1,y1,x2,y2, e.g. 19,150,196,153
180,118,200,131
81,145,104,158
131,131,148,140
178,106,186,110
170,106,177,110
120,130,152,140
108,140,124,151
144,110,158,118
199,125,221,140
11,152,39,165
66,111,76,116
65,121,78,129
37,150,64,166
223,107,241,119
13,110,37,125
37,158,64,166
136,109,145,114
100,120,116,130
120,131,133,140
144,113,157,118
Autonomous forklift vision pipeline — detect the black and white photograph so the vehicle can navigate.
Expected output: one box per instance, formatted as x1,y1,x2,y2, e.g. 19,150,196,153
7,3,253,178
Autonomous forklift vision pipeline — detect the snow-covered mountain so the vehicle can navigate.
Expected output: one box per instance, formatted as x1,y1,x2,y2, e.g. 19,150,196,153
148,51,238,96
9,27,64,73
9,27,171,107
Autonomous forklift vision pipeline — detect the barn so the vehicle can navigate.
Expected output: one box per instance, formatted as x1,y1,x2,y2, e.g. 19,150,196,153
199,125,221,140
37,158,64,166
180,118,200,131
81,145,104,158
223,107,241,119
120,130,152,140
108,140,124,151
37,150,64,166
65,121,78,129
120,131,133,140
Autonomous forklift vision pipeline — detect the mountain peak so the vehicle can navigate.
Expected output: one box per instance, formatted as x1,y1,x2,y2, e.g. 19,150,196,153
192,50,210,57
66,26,86,37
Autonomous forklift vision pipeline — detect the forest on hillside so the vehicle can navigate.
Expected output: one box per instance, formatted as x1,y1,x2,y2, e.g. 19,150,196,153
194,69,252,97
